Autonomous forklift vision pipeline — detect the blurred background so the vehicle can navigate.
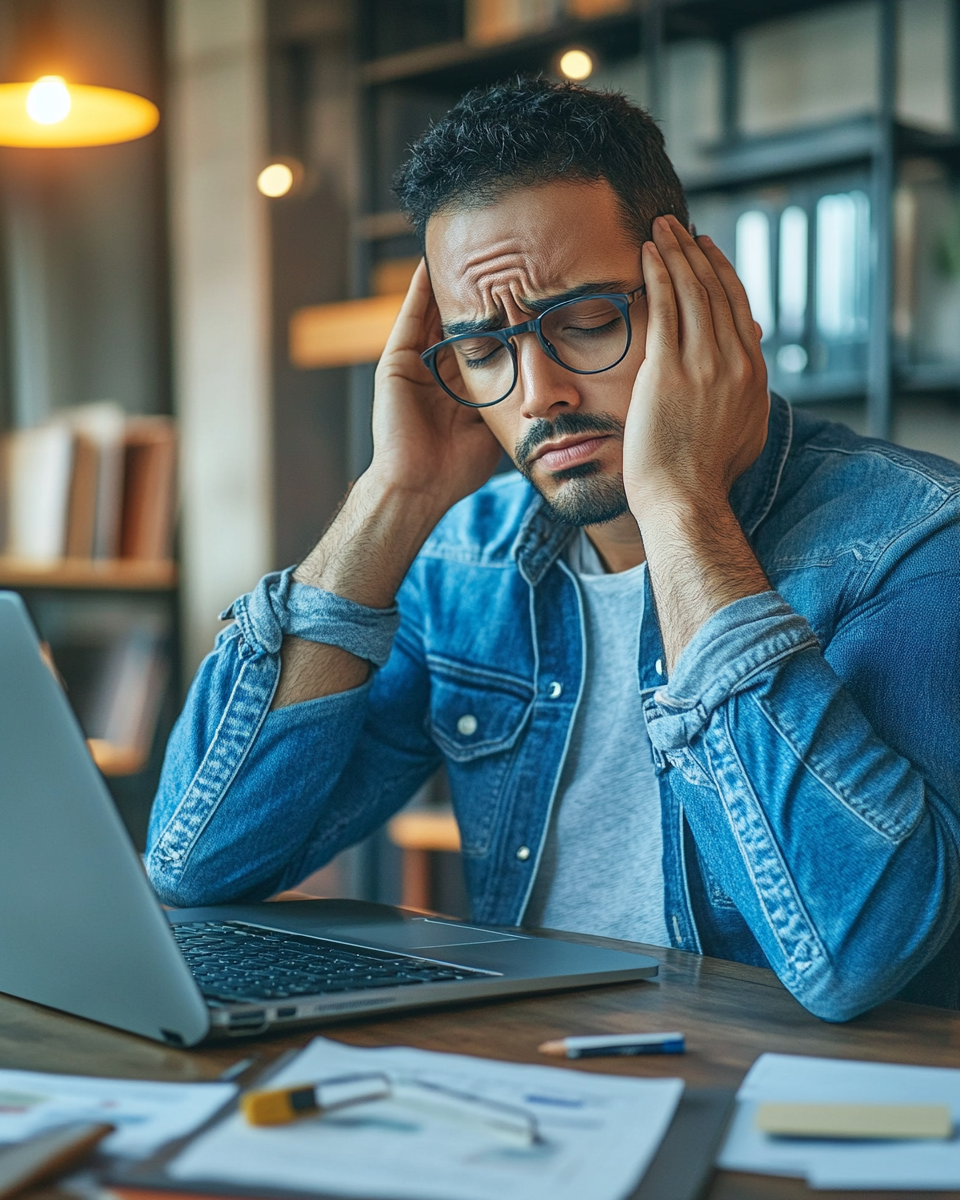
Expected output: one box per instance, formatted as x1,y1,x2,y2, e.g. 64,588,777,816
0,0,957,916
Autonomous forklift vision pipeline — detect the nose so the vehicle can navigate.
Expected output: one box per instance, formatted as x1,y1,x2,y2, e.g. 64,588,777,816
514,333,582,422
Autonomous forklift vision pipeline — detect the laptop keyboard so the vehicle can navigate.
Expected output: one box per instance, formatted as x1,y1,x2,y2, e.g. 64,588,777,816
172,920,489,1004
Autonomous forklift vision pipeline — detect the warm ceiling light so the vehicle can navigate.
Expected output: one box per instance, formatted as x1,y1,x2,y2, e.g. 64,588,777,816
559,48,594,80
0,77,158,147
26,75,71,124
257,162,295,198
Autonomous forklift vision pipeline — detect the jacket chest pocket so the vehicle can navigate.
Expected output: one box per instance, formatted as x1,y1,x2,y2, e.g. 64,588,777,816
427,657,534,763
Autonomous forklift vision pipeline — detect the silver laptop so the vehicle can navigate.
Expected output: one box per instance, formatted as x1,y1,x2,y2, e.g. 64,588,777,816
0,591,658,1046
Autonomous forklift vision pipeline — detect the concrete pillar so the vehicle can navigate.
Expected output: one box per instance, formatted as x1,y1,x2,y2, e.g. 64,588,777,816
166,0,273,675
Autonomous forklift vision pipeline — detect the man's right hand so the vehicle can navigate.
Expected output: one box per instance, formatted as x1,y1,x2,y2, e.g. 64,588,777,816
271,261,501,709
370,259,502,506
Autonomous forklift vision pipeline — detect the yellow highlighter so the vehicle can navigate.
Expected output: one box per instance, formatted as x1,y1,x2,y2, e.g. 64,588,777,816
242,1073,391,1126
242,1070,540,1143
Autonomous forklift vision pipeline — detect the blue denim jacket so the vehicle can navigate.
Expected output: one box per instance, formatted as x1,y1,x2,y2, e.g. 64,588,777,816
147,395,960,1021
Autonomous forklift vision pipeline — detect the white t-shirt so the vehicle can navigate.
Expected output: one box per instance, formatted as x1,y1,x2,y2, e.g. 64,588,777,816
524,530,670,947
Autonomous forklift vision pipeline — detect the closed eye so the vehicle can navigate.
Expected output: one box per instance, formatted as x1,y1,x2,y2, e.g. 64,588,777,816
455,339,508,369
561,315,624,338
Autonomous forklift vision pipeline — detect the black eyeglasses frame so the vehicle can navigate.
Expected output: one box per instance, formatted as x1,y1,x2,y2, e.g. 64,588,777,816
420,287,646,409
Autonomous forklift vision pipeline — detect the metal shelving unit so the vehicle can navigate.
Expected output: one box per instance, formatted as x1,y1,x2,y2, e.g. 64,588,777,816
346,0,960,437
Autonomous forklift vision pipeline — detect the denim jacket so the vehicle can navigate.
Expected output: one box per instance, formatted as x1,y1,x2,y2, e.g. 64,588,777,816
147,395,960,1021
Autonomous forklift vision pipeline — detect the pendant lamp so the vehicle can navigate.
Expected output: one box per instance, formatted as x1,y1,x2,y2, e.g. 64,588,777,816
0,75,158,147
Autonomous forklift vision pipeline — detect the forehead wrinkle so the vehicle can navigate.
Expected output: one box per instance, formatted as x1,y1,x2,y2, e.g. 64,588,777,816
462,265,546,309
458,237,545,279
444,243,565,336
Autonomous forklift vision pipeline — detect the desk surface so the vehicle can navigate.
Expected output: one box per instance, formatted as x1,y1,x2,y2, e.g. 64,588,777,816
4,930,960,1200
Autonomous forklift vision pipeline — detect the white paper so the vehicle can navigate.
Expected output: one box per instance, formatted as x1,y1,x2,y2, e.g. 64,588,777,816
718,1053,960,1191
0,1068,235,1158
170,1037,683,1200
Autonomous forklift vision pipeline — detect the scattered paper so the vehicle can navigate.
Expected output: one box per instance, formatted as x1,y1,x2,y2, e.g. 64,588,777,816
170,1036,683,1200
0,1068,235,1158
718,1053,960,1191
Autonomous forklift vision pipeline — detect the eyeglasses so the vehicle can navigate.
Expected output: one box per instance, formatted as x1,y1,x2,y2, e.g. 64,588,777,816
421,288,645,408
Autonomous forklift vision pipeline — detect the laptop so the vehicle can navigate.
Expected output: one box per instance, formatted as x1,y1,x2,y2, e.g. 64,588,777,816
0,591,658,1046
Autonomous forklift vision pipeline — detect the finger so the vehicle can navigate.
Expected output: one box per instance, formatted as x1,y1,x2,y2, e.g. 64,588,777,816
662,215,741,354
381,258,440,359
640,238,678,359
651,216,722,355
694,234,766,365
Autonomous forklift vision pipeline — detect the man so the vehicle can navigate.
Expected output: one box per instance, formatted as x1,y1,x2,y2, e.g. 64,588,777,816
147,79,960,1021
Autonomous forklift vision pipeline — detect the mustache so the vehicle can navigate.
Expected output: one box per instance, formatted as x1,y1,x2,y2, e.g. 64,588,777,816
515,412,623,475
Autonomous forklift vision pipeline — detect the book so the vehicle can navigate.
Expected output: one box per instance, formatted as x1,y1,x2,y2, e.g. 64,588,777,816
4,422,75,562
121,418,176,561
64,433,99,559
64,403,127,560
87,619,169,775
0,407,177,568
42,603,172,778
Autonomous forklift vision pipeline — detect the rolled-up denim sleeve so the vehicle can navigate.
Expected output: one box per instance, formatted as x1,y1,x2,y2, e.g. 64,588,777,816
644,551,960,1021
644,592,819,750
145,567,433,907
227,567,400,666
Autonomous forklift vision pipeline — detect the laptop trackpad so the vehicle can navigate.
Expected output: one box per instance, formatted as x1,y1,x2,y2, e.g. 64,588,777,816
329,919,522,952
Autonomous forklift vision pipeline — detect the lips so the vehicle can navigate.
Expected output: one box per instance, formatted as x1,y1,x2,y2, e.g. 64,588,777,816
533,434,611,472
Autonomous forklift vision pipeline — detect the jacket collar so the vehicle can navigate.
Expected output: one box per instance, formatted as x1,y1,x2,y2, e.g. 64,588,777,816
512,392,793,586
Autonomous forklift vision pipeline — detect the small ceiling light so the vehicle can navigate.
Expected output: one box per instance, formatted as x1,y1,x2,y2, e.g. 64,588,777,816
26,75,71,124
0,77,158,147
559,48,595,81
257,161,297,198
256,159,306,199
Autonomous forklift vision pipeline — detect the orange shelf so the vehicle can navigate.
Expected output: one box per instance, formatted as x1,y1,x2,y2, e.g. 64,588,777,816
87,738,149,777
0,557,177,590
289,293,404,369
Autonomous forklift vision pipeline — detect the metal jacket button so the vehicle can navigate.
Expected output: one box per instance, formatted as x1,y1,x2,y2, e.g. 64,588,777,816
456,714,478,736
547,681,562,698
516,845,531,861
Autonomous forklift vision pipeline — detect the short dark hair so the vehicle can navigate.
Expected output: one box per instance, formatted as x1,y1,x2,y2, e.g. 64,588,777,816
393,76,688,247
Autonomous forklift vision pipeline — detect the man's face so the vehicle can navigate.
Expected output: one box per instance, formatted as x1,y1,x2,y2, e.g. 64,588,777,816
425,179,648,526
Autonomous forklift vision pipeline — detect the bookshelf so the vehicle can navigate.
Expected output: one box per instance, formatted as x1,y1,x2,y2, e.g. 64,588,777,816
282,0,960,445
0,0,174,850
8,550,178,785
0,558,177,591
0,405,179,806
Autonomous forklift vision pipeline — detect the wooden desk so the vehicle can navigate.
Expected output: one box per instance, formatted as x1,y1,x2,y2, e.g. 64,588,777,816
3,935,960,1200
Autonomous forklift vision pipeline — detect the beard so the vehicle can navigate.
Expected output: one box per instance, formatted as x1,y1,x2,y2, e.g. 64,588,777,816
515,411,630,527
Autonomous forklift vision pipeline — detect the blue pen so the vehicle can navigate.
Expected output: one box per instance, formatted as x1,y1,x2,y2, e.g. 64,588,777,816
539,1032,685,1059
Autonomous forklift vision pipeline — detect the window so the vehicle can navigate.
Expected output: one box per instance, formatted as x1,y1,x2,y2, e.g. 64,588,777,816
735,209,774,339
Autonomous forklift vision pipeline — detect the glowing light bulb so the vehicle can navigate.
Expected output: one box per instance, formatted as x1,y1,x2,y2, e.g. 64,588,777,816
26,76,71,125
559,49,594,81
257,162,294,197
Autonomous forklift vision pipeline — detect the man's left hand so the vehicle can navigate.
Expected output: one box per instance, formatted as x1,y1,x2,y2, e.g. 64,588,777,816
623,214,770,512
624,214,773,672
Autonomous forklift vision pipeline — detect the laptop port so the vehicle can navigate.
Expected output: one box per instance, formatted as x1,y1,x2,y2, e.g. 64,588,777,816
227,1010,267,1032
277,1006,297,1018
